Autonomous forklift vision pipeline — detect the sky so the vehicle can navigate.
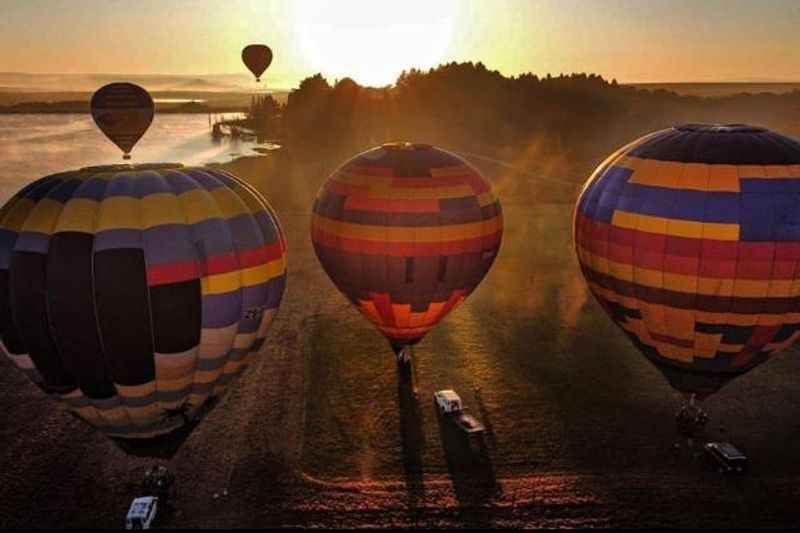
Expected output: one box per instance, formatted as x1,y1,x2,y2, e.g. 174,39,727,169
1,0,799,88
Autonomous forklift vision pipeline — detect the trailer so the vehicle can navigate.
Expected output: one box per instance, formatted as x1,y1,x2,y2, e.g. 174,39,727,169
703,442,748,474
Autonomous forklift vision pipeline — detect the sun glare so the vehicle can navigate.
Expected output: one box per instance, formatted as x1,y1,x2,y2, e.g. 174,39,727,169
292,0,457,87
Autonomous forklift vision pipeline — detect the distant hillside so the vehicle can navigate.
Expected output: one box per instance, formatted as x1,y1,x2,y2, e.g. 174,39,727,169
0,72,291,93
0,89,290,113
174,78,237,91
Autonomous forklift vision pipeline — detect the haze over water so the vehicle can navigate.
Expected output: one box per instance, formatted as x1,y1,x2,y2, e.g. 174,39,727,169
0,113,254,201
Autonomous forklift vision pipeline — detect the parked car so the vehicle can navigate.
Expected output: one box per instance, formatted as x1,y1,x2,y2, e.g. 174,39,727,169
703,442,748,474
434,389,464,414
125,496,158,530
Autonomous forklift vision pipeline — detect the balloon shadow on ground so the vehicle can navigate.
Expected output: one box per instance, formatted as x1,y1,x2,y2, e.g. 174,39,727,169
396,362,426,521
436,409,500,527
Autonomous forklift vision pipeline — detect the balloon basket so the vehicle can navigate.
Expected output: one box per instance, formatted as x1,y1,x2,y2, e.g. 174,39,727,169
396,349,419,400
123,154,132,160
395,347,412,367
140,464,177,506
676,395,709,437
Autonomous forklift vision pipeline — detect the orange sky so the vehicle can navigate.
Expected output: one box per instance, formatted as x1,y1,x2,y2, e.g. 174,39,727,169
1,0,799,88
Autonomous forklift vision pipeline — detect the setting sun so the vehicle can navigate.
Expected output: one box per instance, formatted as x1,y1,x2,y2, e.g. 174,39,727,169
292,0,457,87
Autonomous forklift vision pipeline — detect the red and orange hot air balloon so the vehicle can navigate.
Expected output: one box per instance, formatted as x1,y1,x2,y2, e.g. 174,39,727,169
90,82,154,160
242,44,273,82
574,124,800,431
312,143,503,364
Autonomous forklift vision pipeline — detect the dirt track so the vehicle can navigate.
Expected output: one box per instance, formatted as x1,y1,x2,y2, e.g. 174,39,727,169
4,154,800,528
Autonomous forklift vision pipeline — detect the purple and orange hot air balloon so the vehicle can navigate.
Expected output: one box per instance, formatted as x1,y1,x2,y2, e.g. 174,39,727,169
574,124,800,431
311,142,503,364
0,163,287,457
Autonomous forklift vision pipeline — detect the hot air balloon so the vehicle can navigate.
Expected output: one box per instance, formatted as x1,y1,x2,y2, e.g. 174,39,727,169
0,163,287,457
573,124,800,432
242,44,273,82
311,143,503,364
91,83,154,160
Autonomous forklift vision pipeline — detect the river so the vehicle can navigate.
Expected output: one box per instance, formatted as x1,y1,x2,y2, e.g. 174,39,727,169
0,113,260,200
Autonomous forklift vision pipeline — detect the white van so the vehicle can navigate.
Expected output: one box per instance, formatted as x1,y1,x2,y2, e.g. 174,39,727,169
433,389,463,414
125,496,158,529
433,389,486,435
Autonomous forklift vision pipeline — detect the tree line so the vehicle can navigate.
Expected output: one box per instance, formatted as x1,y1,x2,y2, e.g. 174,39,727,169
249,61,800,183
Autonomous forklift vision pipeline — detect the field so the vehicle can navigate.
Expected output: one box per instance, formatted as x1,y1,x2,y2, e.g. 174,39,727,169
3,154,800,528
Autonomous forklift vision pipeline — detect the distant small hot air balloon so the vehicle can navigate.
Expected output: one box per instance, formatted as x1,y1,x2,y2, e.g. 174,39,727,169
90,82,154,160
242,44,273,82
0,163,287,457
312,143,503,364
574,124,800,433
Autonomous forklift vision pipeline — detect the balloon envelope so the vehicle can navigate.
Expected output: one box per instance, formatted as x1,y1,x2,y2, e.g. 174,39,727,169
242,44,273,82
573,124,800,397
0,164,287,457
312,143,503,355
90,82,154,159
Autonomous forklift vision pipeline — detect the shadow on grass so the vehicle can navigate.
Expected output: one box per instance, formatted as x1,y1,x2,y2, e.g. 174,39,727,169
397,362,425,517
436,409,500,527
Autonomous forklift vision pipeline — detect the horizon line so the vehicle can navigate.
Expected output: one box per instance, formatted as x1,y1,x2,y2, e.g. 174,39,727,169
2,71,800,88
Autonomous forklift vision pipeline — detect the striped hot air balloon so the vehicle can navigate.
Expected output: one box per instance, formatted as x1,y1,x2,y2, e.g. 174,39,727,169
574,124,800,399
0,164,287,457
311,143,503,362
91,83,154,160
241,44,273,82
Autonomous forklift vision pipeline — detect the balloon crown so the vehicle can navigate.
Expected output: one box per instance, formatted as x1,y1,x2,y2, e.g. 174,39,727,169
675,123,767,134
80,163,184,173
381,142,433,151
